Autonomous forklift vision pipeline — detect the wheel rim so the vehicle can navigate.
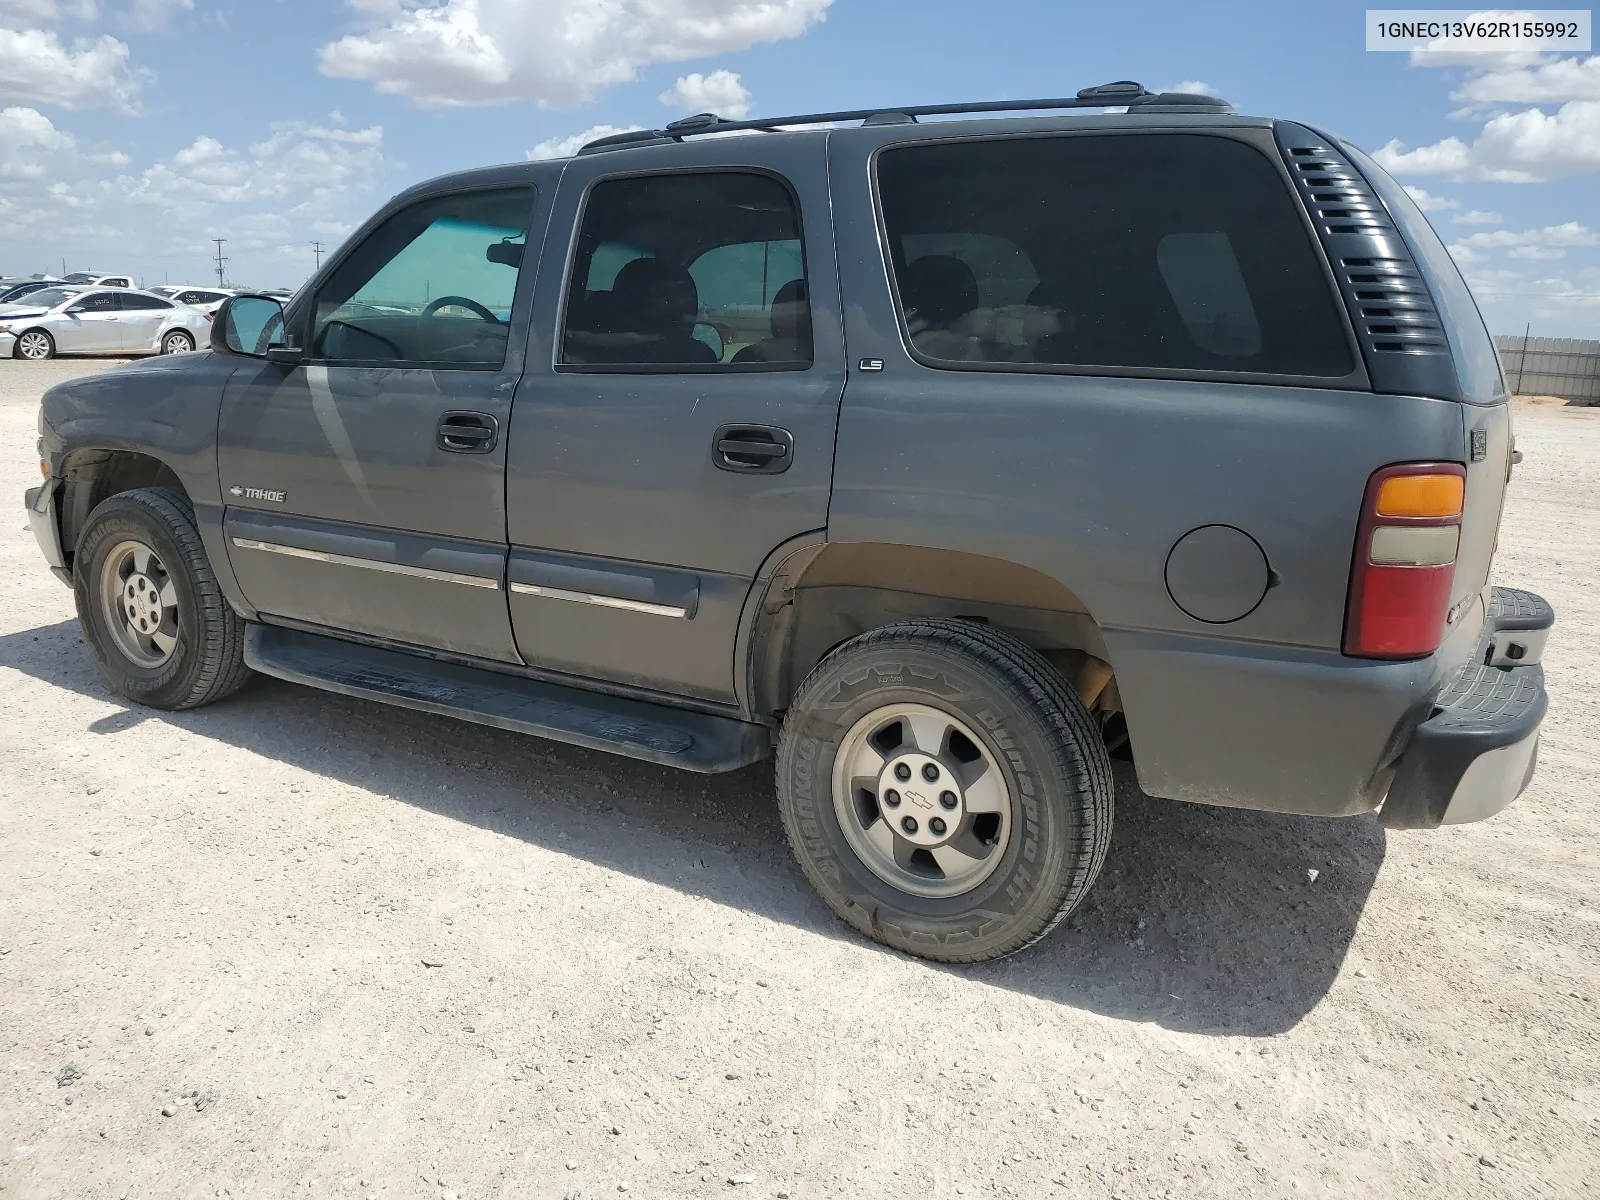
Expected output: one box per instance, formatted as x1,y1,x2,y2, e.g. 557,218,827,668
18,331,50,359
98,539,180,668
831,702,1013,899
163,332,192,354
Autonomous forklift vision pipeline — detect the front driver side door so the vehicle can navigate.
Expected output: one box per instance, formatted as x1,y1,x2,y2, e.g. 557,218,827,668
217,177,549,662
58,292,121,352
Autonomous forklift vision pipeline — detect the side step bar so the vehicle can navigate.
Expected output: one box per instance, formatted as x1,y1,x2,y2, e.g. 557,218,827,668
243,623,771,773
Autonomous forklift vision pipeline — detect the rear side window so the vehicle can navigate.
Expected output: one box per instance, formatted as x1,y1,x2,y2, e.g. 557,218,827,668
560,172,812,370
876,134,1353,378
116,294,174,310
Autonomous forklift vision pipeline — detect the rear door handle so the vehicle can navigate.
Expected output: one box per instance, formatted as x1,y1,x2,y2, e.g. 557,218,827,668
713,424,794,474
438,410,499,454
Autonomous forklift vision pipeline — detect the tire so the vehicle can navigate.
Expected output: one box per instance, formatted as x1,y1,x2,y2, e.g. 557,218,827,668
160,329,195,354
775,618,1114,962
15,329,54,360
73,487,251,711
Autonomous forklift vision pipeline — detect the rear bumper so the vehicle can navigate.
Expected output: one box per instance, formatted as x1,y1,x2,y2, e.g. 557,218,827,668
1379,587,1553,829
25,482,72,586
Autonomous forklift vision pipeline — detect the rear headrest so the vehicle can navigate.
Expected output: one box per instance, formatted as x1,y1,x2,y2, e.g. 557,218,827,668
769,277,809,342
901,254,979,329
612,257,701,336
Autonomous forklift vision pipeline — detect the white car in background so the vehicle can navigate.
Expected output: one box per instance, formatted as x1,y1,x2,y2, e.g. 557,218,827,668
148,285,235,313
58,272,136,289
0,287,211,359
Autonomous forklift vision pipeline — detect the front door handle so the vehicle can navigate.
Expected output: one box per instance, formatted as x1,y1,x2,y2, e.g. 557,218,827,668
438,410,499,454
713,424,794,474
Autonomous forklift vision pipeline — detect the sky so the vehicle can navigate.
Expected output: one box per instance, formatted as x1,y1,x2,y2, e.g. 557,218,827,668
0,0,1596,336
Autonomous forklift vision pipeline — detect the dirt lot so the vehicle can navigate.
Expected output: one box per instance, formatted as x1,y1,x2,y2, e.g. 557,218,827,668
1,358,1596,1200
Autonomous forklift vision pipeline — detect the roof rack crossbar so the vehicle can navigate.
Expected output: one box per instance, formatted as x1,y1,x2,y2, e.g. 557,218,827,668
577,81,1233,153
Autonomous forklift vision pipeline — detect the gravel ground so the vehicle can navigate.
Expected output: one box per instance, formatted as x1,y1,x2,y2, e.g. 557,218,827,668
1,357,1596,1199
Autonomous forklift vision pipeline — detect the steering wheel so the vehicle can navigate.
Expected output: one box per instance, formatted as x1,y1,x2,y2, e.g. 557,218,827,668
422,295,502,324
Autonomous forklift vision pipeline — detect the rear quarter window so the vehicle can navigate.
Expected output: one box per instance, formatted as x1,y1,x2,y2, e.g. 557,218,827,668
875,133,1354,379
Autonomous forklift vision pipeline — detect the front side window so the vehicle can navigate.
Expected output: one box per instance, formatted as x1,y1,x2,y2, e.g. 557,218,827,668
876,134,1353,377
66,293,115,313
560,172,811,369
312,186,535,368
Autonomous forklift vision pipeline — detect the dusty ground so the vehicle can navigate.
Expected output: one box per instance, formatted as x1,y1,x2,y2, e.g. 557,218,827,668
1,358,1596,1200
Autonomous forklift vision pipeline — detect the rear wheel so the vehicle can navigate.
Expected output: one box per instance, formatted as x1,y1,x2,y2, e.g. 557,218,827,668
160,329,195,354
15,329,54,360
775,618,1114,962
74,487,251,710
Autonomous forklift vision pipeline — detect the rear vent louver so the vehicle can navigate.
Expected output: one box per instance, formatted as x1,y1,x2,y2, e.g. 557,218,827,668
1275,122,1459,398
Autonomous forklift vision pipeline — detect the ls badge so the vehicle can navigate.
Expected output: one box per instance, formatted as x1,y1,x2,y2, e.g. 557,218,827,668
229,485,286,503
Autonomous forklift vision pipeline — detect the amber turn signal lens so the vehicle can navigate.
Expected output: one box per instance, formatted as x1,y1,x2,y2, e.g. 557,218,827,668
1374,473,1464,518
39,461,48,478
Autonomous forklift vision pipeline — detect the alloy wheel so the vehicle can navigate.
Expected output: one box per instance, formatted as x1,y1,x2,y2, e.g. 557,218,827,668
97,539,180,668
831,702,1013,898
16,331,51,360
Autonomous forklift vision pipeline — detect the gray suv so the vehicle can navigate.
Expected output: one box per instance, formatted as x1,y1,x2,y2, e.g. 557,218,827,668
25,82,1552,962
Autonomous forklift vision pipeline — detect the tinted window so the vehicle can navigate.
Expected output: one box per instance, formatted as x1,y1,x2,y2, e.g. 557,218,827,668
876,134,1352,377
116,294,174,310
66,293,116,313
312,186,535,367
561,172,811,369
102,278,130,288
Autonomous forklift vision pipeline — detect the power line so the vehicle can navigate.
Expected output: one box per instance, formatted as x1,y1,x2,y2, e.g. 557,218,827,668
212,238,228,287
310,240,324,270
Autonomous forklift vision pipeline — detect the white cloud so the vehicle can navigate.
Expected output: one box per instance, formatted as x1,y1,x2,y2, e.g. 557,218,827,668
659,69,750,119
0,112,390,286
1163,79,1218,96
121,0,192,33
0,0,97,26
1404,184,1459,212
1453,221,1600,262
318,0,830,109
1375,100,1600,181
1450,54,1600,104
1454,209,1503,225
0,27,146,110
1375,135,1472,174
526,122,644,160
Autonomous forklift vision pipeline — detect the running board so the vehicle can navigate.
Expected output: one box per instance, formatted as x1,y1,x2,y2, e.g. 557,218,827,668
243,623,770,773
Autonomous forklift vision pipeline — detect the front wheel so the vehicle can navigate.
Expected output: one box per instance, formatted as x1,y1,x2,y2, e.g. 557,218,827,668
74,487,251,710
160,329,195,354
15,329,54,359
775,619,1114,962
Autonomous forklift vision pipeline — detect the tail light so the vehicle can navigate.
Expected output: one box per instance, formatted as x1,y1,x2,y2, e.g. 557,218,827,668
1344,462,1466,659
203,312,214,322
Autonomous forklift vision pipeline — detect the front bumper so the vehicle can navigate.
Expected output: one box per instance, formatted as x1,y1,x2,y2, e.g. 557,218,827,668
0,332,15,357
25,481,71,587
1379,587,1553,829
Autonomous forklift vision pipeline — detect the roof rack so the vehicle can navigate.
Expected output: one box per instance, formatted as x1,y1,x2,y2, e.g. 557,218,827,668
578,81,1232,154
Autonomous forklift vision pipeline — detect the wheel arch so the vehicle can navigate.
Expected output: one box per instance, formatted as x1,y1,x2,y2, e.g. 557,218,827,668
743,540,1123,735
57,448,189,567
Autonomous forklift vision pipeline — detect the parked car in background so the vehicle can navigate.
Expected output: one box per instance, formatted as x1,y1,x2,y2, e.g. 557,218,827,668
59,273,135,288
149,285,235,313
0,280,62,304
1,287,209,359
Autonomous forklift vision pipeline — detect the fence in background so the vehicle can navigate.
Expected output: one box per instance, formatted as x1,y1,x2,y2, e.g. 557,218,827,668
1495,334,1600,404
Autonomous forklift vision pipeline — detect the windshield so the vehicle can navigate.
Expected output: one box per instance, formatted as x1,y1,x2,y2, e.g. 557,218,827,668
60,274,94,284
13,287,83,308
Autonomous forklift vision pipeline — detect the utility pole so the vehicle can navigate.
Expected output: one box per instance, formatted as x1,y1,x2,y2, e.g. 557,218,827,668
212,238,228,288
310,241,324,271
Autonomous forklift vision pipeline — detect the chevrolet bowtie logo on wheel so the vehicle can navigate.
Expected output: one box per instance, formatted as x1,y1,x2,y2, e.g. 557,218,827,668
904,789,932,809
229,485,285,503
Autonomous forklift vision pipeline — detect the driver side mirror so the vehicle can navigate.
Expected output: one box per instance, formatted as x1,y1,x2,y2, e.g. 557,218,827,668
212,294,290,359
